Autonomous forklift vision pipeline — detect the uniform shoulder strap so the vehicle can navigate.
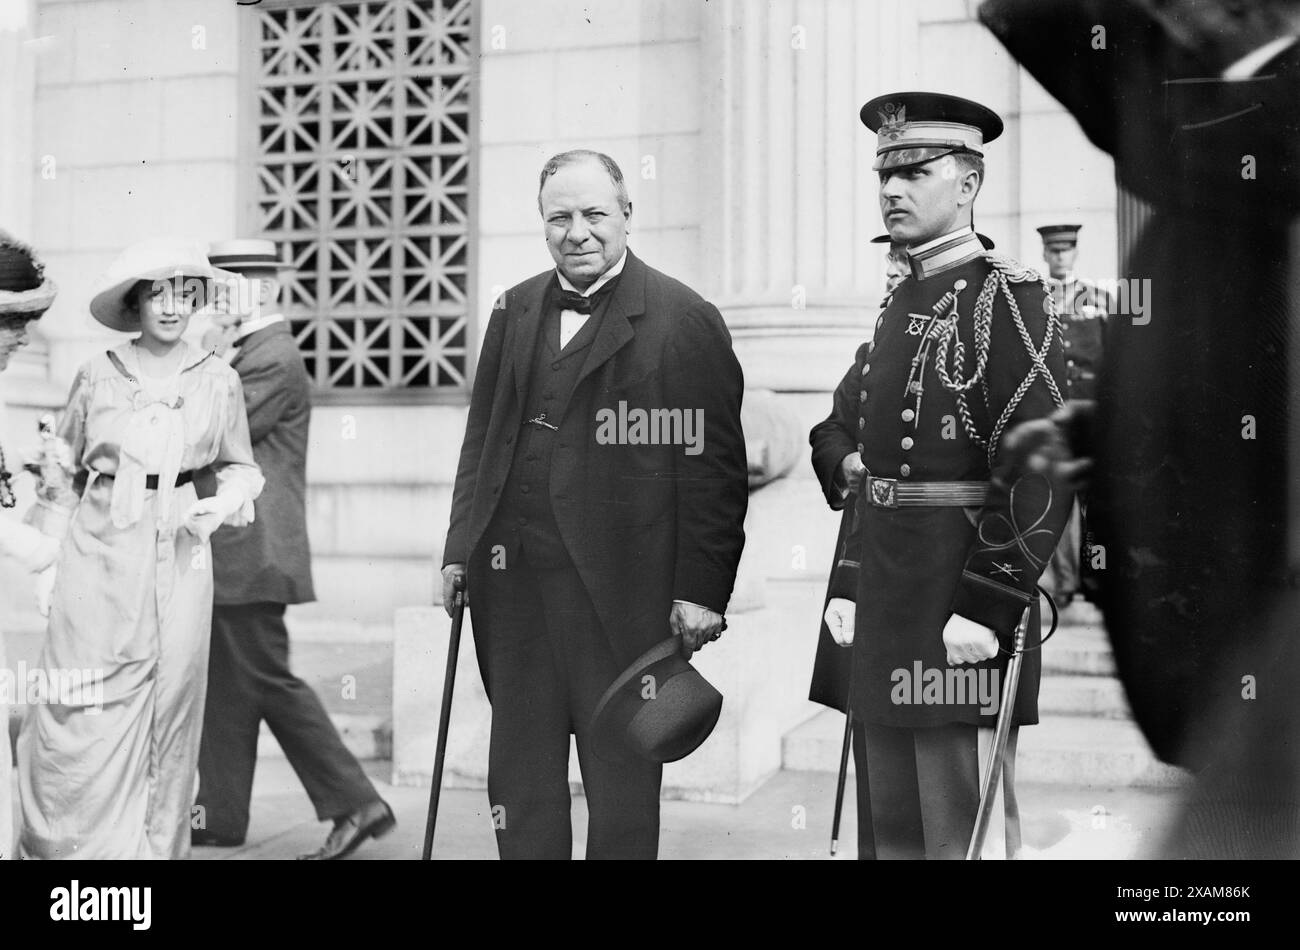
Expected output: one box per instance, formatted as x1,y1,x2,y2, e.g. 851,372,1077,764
982,252,1044,285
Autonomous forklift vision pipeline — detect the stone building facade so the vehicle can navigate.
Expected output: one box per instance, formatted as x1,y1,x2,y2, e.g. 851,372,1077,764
1,0,1118,798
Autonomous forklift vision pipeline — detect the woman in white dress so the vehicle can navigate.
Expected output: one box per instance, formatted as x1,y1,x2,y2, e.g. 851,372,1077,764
0,232,60,860
17,238,264,859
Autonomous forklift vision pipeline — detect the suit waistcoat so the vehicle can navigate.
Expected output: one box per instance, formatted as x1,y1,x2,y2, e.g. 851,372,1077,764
492,287,609,566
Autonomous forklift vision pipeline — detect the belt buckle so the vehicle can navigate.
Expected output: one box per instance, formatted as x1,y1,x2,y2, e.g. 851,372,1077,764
867,475,898,509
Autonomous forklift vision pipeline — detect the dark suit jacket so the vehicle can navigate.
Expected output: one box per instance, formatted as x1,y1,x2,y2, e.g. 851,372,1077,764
200,320,316,606
444,250,748,696
981,0,1300,766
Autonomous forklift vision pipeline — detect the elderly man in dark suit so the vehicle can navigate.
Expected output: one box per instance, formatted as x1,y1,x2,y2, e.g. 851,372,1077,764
194,240,393,860
441,150,748,860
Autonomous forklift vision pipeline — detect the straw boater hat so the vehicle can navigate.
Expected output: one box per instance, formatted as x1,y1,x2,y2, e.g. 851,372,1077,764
0,231,58,321
207,238,292,274
89,238,230,333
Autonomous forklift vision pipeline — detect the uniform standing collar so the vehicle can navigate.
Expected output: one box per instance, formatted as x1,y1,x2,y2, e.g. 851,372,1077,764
908,227,984,280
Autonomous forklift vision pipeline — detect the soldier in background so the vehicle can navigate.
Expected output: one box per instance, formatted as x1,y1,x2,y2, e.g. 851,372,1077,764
1037,224,1106,607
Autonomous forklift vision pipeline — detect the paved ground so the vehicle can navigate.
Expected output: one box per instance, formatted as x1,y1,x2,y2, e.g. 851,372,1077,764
6,621,1186,860
187,757,1184,861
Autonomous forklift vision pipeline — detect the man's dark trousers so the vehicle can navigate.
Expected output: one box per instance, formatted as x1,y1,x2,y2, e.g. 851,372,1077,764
197,602,382,840
477,554,662,860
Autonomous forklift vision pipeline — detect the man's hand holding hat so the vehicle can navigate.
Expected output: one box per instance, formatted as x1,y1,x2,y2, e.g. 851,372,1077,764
671,600,723,656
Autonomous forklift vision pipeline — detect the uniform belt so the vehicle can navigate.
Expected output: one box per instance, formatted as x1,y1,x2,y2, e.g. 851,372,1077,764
100,471,195,490
864,476,989,509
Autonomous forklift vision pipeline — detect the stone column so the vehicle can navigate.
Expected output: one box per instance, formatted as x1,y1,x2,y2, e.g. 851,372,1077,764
698,0,921,392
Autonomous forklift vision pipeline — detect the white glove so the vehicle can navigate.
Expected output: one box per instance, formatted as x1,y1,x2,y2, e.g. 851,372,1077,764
943,614,999,665
839,453,867,496
824,597,856,647
35,562,58,618
181,490,245,544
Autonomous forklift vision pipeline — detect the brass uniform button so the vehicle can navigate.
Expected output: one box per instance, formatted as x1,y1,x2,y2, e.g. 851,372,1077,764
901,437,914,450
900,463,912,477
901,408,915,422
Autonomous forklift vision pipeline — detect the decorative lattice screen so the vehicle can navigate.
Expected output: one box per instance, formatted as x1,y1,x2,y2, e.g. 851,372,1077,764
250,0,474,397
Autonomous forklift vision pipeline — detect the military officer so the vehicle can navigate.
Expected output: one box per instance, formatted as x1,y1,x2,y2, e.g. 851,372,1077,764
1037,224,1107,606
1039,225,1106,402
809,92,1071,860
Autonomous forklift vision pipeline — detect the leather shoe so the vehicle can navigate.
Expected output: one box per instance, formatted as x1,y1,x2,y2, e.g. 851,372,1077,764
297,800,395,860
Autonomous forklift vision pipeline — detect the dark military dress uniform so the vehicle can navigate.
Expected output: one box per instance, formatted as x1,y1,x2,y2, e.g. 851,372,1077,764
808,91,1072,859
1043,250,1109,603
1054,277,1106,402
811,228,1071,858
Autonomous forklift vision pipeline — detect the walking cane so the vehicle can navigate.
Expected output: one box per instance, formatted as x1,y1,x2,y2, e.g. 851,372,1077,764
829,706,853,855
966,604,1032,860
422,574,466,860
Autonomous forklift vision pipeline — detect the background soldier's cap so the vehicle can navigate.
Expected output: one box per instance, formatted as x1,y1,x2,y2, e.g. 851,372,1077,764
861,92,1004,172
207,238,292,273
588,635,723,765
1037,224,1082,247
871,232,996,250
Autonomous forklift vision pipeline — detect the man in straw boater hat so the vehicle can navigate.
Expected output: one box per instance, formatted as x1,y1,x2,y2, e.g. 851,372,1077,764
0,231,60,859
193,239,394,859
808,93,1071,858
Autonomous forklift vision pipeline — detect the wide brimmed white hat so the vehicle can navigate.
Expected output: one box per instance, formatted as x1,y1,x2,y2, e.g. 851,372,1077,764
89,237,232,333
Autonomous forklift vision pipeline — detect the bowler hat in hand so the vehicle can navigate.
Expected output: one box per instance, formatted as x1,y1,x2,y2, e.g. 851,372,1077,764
589,636,724,765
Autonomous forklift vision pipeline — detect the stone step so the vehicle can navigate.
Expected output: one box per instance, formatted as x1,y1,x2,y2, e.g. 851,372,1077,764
1041,627,1116,676
782,708,1189,787
1018,715,1189,788
1039,673,1131,719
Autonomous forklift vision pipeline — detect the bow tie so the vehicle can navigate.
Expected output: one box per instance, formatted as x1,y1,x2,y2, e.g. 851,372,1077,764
556,275,619,314
556,289,595,314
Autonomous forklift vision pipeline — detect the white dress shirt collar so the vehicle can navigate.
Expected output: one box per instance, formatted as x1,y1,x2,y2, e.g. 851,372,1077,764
556,250,628,297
